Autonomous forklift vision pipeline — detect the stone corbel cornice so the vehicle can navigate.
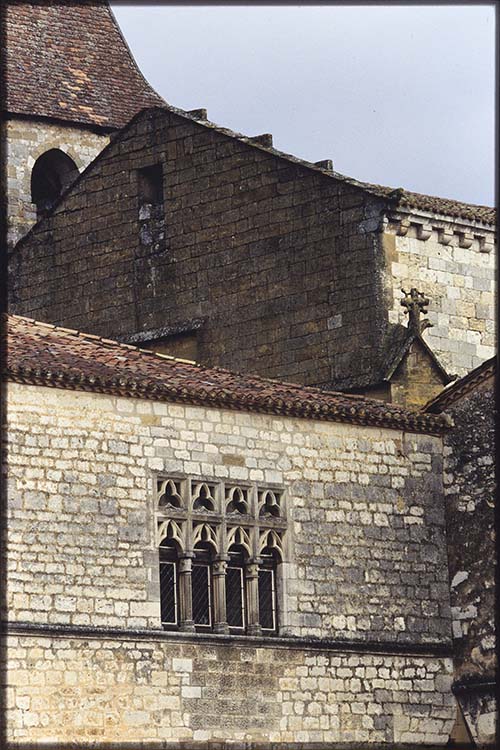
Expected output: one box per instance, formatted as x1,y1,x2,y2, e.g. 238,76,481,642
384,207,495,253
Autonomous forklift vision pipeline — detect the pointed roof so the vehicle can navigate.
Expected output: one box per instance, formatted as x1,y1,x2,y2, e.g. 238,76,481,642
379,325,454,386
4,0,166,130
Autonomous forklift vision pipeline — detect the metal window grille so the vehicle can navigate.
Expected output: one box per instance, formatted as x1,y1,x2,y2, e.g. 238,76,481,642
160,560,178,626
258,568,276,631
192,563,211,627
226,565,245,629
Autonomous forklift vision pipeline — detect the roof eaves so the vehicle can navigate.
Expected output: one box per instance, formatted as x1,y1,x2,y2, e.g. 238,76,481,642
423,356,496,413
5,363,451,437
5,315,450,436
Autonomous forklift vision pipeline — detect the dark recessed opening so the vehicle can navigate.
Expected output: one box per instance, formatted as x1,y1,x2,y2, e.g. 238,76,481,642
31,149,79,218
138,163,164,204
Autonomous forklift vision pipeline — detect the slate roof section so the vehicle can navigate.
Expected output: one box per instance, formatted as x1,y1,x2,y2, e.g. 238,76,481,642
4,0,165,130
424,356,496,414
3,315,450,435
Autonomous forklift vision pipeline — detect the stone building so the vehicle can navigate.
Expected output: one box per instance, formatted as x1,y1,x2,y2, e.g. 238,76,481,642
425,357,496,748
2,1,496,747
3,0,164,248
3,313,457,746
8,102,496,406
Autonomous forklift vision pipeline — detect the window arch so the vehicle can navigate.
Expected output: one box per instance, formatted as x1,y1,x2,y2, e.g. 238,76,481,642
31,149,79,218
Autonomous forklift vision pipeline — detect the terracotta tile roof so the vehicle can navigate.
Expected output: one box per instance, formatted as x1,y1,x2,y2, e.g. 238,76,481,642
424,356,496,414
369,185,496,227
3,315,450,436
4,0,165,130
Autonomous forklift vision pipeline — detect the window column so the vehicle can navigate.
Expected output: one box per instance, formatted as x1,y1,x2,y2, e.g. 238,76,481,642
245,558,262,636
212,557,229,634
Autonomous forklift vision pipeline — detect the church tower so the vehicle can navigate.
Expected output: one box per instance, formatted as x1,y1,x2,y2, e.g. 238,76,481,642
3,0,165,248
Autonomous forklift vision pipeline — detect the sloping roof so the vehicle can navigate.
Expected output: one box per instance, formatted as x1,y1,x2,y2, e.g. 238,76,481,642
380,325,453,385
371,186,496,227
2,315,450,435
325,325,453,393
160,106,496,227
424,356,496,414
4,0,165,129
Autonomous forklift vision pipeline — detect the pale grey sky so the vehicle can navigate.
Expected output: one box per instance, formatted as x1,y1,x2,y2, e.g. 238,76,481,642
111,3,495,206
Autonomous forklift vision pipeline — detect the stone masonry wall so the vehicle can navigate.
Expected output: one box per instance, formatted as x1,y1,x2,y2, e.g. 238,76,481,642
383,222,495,377
5,117,109,248
442,377,496,746
5,382,451,643
5,632,454,745
8,108,390,389
4,381,455,744
8,109,496,389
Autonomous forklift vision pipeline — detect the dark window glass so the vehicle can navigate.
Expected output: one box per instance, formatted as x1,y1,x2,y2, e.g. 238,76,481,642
138,163,164,204
259,549,278,632
160,560,177,626
192,563,211,627
258,570,275,630
31,149,79,218
226,547,246,630
226,566,245,628
159,540,179,628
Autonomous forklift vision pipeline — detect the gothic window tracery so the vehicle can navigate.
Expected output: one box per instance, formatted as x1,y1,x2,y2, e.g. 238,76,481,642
155,477,287,635
258,489,282,518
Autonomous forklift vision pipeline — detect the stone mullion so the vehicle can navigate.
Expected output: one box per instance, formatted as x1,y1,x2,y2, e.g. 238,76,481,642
179,480,195,632
245,558,262,636
212,558,229,634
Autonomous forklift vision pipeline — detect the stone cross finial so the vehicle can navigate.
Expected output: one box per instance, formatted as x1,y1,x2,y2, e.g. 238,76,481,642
401,288,433,334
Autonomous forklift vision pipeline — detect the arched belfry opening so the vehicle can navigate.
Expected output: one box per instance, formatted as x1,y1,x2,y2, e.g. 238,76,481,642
31,149,79,218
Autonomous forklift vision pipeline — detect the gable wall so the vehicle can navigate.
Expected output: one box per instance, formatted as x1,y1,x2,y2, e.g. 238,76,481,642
9,109,389,388
390,339,449,409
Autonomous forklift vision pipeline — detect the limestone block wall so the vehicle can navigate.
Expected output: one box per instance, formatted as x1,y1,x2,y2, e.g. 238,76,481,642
5,117,109,248
383,215,496,377
4,381,455,744
5,632,455,745
5,382,452,642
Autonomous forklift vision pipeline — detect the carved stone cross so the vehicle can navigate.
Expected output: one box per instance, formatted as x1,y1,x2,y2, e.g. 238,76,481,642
401,288,433,334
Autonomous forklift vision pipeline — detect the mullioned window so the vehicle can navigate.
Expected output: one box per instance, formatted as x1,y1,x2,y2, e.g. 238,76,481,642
156,477,287,636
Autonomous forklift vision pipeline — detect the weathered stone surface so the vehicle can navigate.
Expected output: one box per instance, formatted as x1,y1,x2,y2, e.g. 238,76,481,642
4,380,455,743
9,108,494,392
4,633,454,744
384,226,496,377
5,118,109,248
440,373,496,747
